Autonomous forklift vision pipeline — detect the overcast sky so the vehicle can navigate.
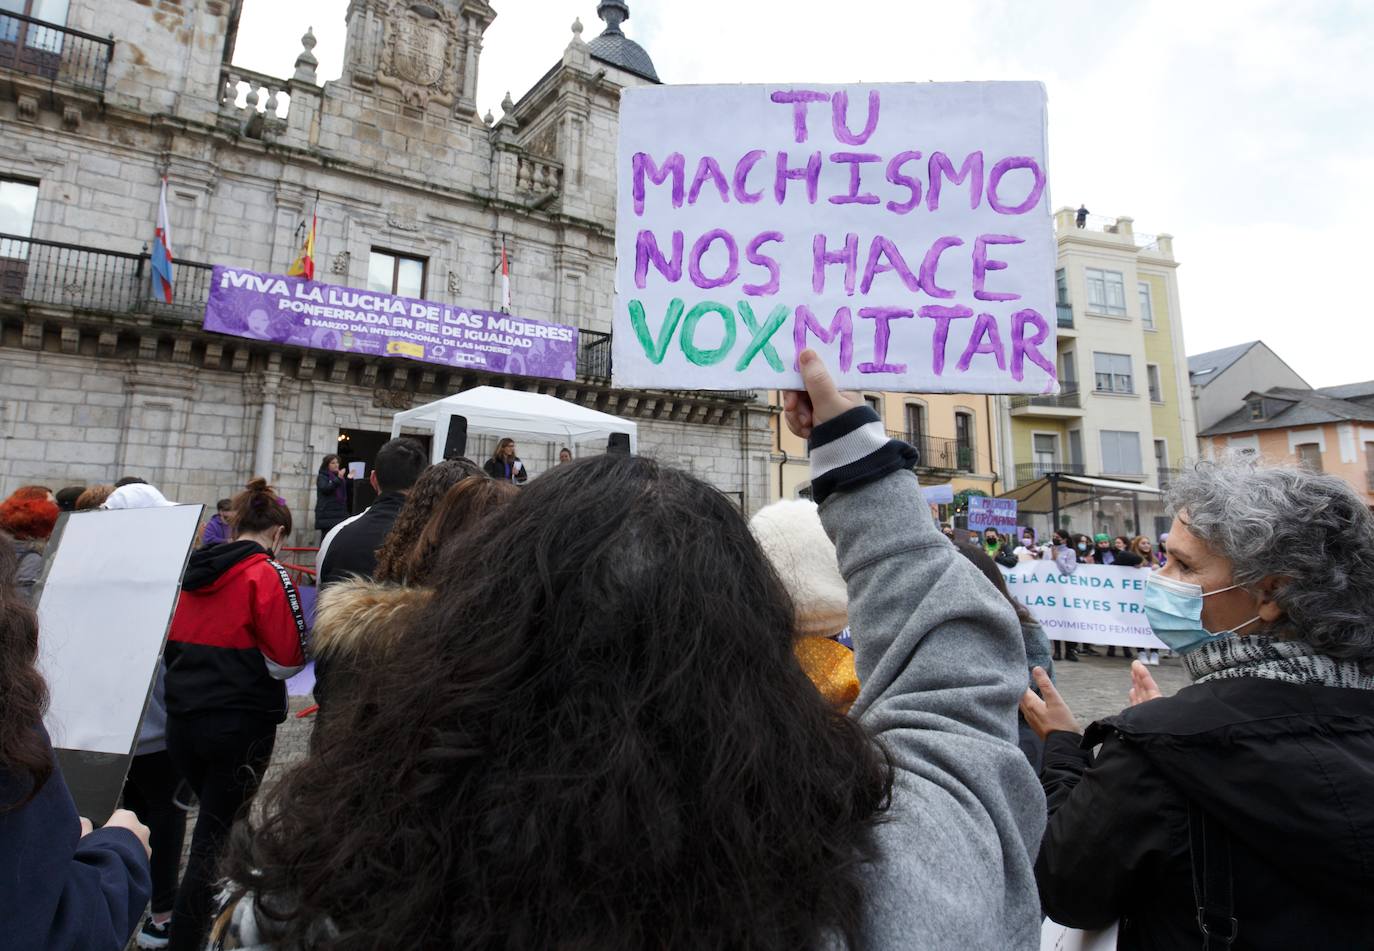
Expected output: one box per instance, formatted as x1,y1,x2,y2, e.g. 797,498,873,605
235,0,1373,387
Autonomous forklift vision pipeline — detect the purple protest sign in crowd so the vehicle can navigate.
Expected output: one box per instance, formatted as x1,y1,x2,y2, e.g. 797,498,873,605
204,266,579,381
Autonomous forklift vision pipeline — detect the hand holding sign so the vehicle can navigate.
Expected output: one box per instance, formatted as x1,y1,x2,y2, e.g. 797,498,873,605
783,349,864,439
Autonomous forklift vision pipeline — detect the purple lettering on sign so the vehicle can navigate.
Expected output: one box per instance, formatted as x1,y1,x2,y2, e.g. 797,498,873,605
885,151,923,214
688,156,731,206
775,151,823,205
733,150,766,204
769,89,832,143
743,231,784,296
688,229,740,290
205,266,577,381
860,236,921,294
632,152,685,216
858,306,914,374
919,235,964,299
635,229,683,289
828,152,882,206
972,234,1024,302
1011,308,1056,382
812,232,859,296
987,156,1046,215
926,151,984,211
793,305,854,372
956,313,1007,372
831,89,881,145
917,304,974,375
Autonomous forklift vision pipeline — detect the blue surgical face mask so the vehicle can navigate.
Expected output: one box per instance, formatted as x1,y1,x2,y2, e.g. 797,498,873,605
1143,574,1261,654
1077,543,1088,552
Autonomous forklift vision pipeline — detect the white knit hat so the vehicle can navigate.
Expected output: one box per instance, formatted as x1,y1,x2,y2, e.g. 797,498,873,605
749,498,848,636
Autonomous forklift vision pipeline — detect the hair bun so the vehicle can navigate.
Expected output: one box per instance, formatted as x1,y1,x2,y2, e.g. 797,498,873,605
246,477,271,494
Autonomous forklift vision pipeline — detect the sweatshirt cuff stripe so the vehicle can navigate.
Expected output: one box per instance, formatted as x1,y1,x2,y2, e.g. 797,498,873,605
808,406,918,504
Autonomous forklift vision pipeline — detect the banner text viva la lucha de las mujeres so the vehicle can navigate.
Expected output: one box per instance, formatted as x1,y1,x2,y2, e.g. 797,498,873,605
203,266,579,381
614,82,1057,393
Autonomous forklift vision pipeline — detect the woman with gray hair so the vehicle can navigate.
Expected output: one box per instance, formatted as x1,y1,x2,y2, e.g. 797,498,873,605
1020,458,1374,948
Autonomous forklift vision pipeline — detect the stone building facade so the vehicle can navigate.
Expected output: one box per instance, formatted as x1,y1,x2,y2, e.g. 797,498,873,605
0,0,772,538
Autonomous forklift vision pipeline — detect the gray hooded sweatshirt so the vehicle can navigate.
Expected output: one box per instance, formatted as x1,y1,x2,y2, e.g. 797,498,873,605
811,409,1046,949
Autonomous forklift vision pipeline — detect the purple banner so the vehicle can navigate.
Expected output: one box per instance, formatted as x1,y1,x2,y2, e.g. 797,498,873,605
203,266,578,381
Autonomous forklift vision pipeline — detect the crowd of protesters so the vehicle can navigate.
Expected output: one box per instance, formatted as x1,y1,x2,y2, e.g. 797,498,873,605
2,352,1373,949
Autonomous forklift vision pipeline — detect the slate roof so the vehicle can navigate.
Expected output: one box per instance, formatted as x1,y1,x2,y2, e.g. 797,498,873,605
587,1,660,83
1187,341,1258,387
1200,384,1374,436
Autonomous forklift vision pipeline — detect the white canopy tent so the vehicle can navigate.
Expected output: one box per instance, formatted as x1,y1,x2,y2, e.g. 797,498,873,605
391,386,638,466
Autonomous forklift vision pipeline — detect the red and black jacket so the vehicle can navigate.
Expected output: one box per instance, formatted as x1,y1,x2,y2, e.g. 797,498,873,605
164,541,308,723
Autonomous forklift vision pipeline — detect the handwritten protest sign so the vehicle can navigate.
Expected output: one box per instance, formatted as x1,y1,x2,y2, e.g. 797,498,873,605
613,82,1055,392
1000,562,1166,650
968,496,1018,532
205,267,578,381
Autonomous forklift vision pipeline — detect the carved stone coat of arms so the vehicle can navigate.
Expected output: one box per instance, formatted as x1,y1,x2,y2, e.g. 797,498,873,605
378,2,457,108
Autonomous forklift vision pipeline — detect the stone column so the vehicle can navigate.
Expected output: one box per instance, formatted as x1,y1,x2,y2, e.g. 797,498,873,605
253,371,281,482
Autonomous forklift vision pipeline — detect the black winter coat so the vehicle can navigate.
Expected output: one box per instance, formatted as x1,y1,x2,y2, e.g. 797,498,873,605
1037,677,1374,950
315,472,348,532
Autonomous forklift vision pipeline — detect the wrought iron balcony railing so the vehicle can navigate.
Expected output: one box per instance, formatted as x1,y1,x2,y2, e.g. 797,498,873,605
1010,382,1081,411
0,11,113,96
1056,302,1073,328
1015,462,1087,483
885,431,974,472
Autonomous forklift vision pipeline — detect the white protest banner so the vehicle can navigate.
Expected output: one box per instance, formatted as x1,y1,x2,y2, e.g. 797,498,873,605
614,82,1056,393
1000,561,1166,650
36,504,203,820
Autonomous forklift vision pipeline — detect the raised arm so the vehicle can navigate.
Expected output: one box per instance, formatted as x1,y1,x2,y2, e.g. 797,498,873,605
786,351,1046,949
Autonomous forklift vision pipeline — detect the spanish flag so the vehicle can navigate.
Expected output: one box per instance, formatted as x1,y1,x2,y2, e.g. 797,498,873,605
288,200,316,280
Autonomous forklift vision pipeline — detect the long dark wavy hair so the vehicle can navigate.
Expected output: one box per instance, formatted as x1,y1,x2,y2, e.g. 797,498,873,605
0,532,52,810
373,458,484,583
402,476,516,586
224,455,892,949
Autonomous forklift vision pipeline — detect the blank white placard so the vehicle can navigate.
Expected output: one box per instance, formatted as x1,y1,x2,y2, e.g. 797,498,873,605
36,505,204,755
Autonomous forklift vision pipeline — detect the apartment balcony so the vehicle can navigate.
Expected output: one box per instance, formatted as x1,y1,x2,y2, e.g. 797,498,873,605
1009,382,1084,418
1056,302,1074,329
1366,470,1374,493
0,233,666,394
886,432,975,473
0,12,112,119
1015,462,1087,484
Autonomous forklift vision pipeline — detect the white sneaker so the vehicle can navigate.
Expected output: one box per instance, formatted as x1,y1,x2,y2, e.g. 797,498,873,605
1148,650,1160,666
1136,649,1148,663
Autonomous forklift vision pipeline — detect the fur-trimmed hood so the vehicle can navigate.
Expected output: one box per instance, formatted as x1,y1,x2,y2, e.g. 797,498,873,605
312,579,432,661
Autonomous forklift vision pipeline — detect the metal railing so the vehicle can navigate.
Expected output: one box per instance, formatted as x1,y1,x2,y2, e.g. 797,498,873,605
1157,467,1183,489
1015,462,1087,483
1366,470,1374,493
886,432,974,472
0,11,113,95
0,233,620,385
1056,302,1073,327
1010,383,1081,411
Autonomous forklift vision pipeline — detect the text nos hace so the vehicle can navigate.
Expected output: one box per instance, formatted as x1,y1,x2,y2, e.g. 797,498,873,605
628,297,1055,381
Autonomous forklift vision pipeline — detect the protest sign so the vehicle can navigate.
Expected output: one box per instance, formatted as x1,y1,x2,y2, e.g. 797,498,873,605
921,482,955,505
613,82,1055,392
205,266,578,381
1000,562,1166,650
36,505,203,822
968,496,1017,532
